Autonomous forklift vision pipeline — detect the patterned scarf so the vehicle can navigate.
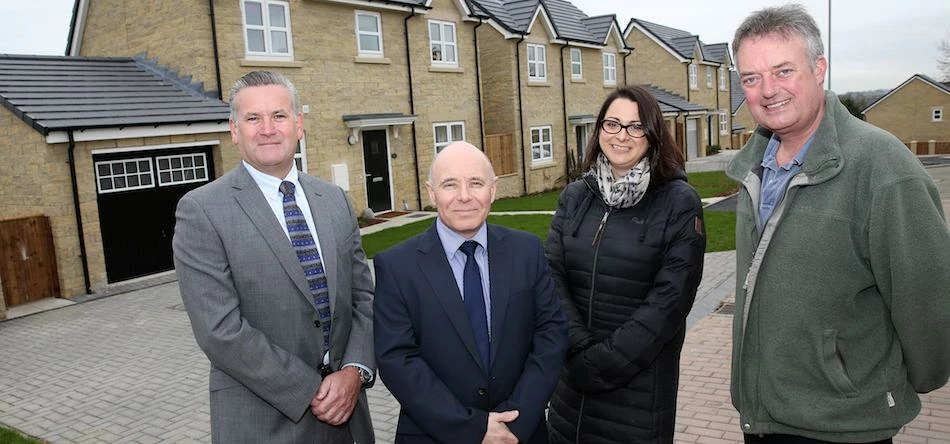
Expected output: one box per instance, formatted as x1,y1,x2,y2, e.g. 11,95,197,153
587,153,651,209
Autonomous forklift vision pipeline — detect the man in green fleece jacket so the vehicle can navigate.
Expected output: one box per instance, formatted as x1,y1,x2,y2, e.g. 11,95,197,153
726,4,950,444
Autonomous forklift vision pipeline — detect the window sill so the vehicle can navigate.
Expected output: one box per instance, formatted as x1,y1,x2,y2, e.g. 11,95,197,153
355,56,392,65
604,82,617,88
530,160,556,170
240,59,304,68
429,65,463,73
527,80,550,87
570,78,585,84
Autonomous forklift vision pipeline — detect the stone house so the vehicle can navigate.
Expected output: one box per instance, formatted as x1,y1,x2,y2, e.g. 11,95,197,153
730,70,755,148
622,18,735,158
0,54,231,313
862,74,950,155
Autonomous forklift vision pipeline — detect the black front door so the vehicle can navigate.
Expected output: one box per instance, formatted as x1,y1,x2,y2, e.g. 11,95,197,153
95,147,214,283
362,130,391,213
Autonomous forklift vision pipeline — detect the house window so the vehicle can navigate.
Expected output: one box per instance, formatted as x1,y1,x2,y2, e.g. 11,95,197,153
934,107,944,122
719,111,729,135
355,11,383,57
719,67,727,91
295,137,308,172
242,0,293,59
156,154,209,186
530,126,553,162
527,44,547,82
95,158,155,194
434,122,465,153
603,52,617,85
689,63,698,89
706,66,714,88
429,20,458,66
570,48,583,80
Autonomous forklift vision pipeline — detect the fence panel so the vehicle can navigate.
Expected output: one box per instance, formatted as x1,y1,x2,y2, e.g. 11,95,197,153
485,133,515,176
0,215,60,306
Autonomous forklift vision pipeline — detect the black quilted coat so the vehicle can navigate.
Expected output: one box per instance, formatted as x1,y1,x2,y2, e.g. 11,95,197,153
544,172,706,444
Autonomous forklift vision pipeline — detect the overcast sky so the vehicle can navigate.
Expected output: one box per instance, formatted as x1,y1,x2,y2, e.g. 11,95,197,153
1,0,947,93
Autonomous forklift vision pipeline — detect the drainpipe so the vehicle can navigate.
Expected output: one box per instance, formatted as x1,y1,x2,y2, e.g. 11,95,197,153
685,63,691,101
404,8,422,209
474,18,485,149
208,0,223,99
622,50,632,86
560,43,570,179
515,36,527,194
67,131,92,295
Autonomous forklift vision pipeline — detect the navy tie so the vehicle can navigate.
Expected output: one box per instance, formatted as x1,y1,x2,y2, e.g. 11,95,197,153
460,240,490,370
279,181,331,349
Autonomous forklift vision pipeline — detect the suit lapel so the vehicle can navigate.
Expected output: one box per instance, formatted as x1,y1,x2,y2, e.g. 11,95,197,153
299,175,339,314
231,167,313,305
417,225,485,370
486,225,511,368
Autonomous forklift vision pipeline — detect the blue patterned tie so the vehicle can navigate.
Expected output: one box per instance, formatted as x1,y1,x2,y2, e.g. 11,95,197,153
460,240,490,370
279,181,331,349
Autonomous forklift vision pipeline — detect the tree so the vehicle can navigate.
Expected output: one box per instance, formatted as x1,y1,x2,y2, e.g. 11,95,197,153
839,93,868,120
939,32,950,82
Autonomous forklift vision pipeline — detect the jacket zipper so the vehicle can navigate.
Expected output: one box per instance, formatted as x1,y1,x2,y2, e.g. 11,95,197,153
575,206,611,442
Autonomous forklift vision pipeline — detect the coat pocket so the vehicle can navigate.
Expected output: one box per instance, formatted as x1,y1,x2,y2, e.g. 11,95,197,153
820,329,859,397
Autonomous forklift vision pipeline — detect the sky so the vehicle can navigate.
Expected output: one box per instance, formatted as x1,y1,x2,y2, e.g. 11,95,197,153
1,0,947,93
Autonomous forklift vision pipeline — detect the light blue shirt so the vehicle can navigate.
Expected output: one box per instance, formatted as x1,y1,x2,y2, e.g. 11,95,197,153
759,135,813,226
435,218,492,337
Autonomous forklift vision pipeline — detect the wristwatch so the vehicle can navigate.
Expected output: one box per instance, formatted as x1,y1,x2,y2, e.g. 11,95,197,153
356,367,374,387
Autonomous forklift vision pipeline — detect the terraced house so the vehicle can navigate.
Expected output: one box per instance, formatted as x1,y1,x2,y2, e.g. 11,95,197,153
623,18,735,158
862,74,950,155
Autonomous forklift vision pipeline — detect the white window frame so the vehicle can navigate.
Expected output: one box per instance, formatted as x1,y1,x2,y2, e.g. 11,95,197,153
295,137,308,172
95,158,155,194
428,20,458,67
706,66,714,88
570,48,583,80
689,63,698,89
241,0,294,60
603,52,617,85
933,107,944,122
355,11,383,57
433,122,465,153
719,67,727,91
156,153,210,186
527,44,547,82
719,111,729,135
530,126,553,163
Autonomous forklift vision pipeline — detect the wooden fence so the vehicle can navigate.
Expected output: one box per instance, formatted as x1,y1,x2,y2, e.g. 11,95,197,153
0,215,60,307
484,133,516,176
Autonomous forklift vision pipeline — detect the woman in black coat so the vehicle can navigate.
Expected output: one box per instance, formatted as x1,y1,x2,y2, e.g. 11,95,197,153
545,86,706,443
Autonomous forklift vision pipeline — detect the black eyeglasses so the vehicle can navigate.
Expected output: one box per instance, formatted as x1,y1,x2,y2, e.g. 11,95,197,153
601,120,646,138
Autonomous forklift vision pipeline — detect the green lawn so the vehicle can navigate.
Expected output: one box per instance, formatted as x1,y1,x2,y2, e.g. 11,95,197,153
687,171,741,198
362,211,736,258
0,427,44,444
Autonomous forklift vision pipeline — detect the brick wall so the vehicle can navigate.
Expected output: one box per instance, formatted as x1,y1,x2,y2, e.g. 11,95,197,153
864,78,950,143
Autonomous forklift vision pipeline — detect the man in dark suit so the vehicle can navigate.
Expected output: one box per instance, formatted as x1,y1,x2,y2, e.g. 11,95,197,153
374,141,568,444
173,71,375,443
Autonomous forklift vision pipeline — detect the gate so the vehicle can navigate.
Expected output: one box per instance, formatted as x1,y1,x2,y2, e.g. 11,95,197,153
0,215,60,306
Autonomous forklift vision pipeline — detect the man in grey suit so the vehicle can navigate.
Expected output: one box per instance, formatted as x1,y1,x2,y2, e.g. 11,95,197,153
173,71,375,444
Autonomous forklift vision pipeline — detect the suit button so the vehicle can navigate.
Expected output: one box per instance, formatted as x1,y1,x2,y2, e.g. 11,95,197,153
314,319,321,328
477,388,487,396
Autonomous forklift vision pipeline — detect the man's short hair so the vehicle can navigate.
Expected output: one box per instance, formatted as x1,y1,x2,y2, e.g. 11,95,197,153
228,71,301,120
732,4,824,68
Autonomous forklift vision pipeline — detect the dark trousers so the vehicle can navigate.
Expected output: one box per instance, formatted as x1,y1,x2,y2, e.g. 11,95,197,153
744,434,893,444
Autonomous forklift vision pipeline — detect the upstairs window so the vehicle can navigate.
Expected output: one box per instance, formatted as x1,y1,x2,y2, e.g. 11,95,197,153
356,11,383,57
603,52,617,85
570,48,583,80
689,63,698,89
706,66,714,88
719,111,729,135
527,44,547,81
719,67,727,91
242,0,293,59
429,20,458,66
934,107,944,122
434,122,465,153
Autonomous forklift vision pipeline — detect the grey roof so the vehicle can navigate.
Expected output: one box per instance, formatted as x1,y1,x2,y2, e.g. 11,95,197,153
469,0,622,46
0,54,229,136
862,73,950,115
641,84,708,113
704,42,729,64
731,70,745,114
632,18,727,64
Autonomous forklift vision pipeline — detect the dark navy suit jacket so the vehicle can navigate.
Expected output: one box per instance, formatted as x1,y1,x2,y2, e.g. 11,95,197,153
374,223,568,444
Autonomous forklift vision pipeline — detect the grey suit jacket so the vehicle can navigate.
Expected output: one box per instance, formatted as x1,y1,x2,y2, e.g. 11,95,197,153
173,165,375,443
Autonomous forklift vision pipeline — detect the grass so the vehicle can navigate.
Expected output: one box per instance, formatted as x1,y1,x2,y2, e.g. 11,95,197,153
0,427,44,444
361,212,736,258
490,189,561,211
687,171,741,198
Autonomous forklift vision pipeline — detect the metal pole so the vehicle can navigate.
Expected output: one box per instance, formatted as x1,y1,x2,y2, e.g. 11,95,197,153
827,0,832,90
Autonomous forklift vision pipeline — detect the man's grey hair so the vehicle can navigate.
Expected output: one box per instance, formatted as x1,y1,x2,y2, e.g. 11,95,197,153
228,71,301,120
732,4,824,68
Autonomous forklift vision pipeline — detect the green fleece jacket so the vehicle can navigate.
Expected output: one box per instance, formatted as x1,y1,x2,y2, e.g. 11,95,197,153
725,91,950,442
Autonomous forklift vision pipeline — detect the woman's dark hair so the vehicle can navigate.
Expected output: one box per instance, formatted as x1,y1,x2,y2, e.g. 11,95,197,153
582,86,685,186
